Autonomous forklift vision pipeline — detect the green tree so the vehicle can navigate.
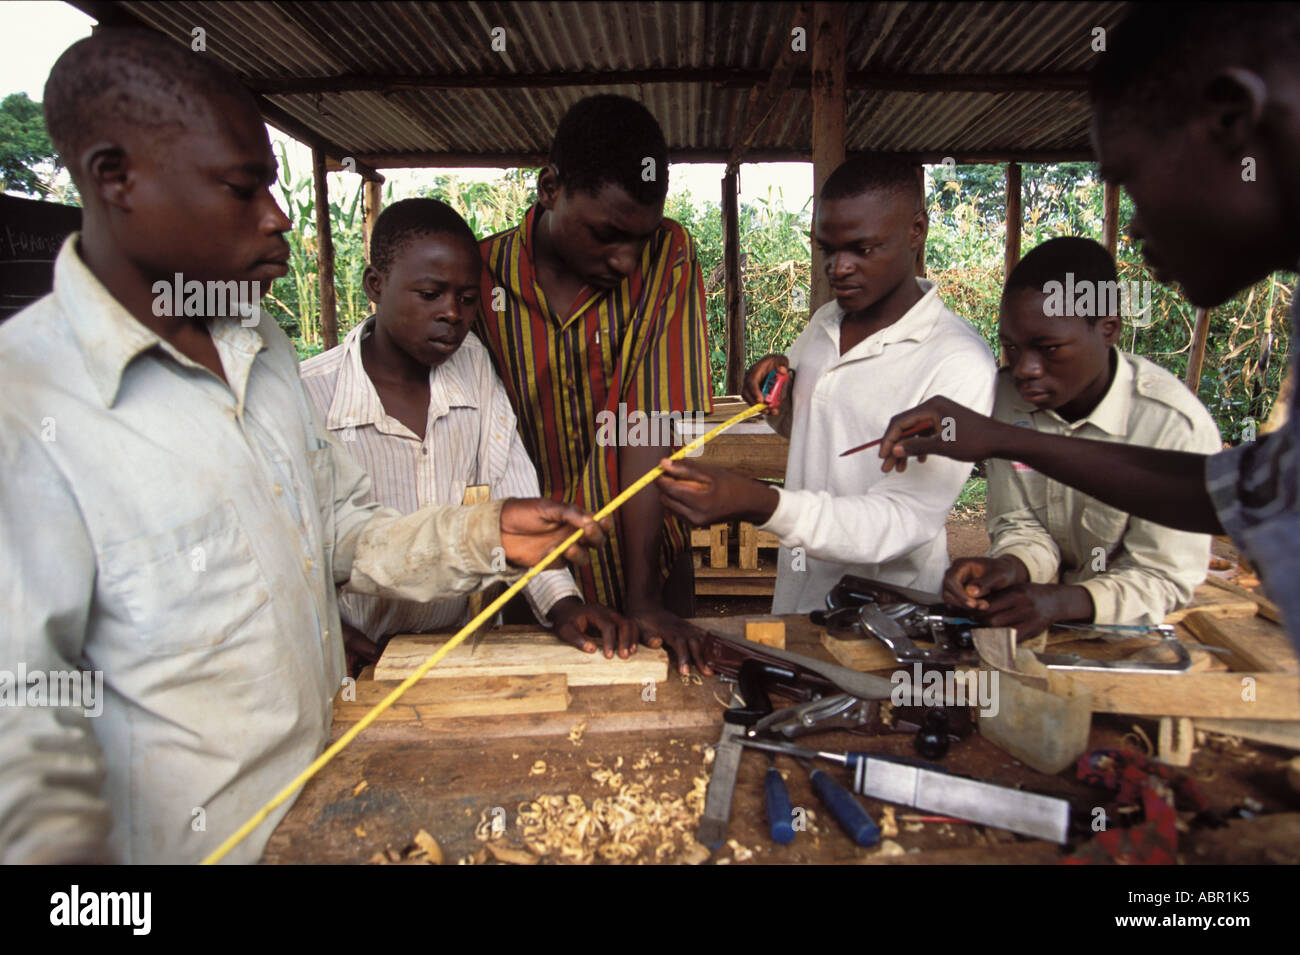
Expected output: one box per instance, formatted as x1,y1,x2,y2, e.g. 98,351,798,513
0,92,64,199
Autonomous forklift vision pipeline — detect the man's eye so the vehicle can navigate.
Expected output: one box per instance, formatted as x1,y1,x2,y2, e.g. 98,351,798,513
1044,345,1061,355
459,294,479,306
226,183,256,200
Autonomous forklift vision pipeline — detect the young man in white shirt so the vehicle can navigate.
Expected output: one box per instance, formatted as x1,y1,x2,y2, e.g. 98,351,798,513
301,199,633,672
656,156,997,612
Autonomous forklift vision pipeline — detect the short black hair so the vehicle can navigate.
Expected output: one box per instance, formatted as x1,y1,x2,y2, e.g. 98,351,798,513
1090,3,1300,130
369,198,480,277
44,28,257,172
1004,236,1119,324
820,155,923,209
548,94,669,205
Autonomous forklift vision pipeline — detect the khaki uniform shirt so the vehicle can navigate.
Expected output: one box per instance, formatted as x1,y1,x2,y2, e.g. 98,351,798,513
987,350,1223,624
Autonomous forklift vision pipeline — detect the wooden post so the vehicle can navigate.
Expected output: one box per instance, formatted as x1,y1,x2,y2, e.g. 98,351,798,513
1186,307,1211,394
362,178,383,264
723,169,746,395
1004,162,1022,280
915,165,927,277
1102,180,1120,257
810,1,847,316
312,145,338,349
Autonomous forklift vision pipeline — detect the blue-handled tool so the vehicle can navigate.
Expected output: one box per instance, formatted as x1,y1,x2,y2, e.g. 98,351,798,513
764,755,796,845
797,757,880,848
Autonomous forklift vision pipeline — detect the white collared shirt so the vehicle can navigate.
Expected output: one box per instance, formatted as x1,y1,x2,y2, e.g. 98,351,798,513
987,350,1222,624
0,236,517,864
761,280,998,612
300,318,581,638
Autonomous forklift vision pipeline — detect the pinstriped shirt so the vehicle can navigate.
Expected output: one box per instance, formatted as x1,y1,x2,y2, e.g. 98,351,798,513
477,204,713,610
300,317,581,639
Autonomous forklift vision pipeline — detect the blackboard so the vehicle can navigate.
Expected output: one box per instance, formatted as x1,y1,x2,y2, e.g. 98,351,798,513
0,193,82,323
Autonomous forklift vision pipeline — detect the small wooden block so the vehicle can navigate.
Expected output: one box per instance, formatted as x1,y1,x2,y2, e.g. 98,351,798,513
333,674,570,722
821,631,900,671
738,522,758,570
709,523,729,568
1157,716,1195,766
744,616,786,649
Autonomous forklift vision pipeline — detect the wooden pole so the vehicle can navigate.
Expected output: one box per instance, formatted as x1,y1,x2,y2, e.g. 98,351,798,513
1185,307,1211,394
722,169,746,395
1004,162,1022,280
915,165,927,278
1102,180,1120,257
312,145,338,350
810,1,847,316
362,178,383,264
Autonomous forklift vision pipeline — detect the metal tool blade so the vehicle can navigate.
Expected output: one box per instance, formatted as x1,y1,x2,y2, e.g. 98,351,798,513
855,758,1070,843
698,719,746,850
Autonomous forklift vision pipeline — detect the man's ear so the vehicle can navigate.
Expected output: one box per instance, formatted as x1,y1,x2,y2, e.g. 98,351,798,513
911,209,929,253
537,165,561,211
1097,314,1123,347
362,264,384,305
83,142,131,211
1201,66,1268,154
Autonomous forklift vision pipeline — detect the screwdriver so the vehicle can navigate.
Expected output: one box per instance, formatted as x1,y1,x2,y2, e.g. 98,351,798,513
797,757,880,848
764,754,796,845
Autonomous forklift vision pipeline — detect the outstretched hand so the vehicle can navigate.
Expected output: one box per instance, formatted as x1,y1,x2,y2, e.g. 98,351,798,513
499,498,611,570
876,396,1004,473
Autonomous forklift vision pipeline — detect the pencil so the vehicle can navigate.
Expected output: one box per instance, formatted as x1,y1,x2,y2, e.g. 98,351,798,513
839,422,934,457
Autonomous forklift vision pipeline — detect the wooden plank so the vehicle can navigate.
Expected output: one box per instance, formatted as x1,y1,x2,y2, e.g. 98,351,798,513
1101,180,1120,256
690,527,710,547
1195,718,1300,751
375,626,669,687
822,631,902,671
1205,575,1283,624
1185,306,1211,392
1162,581,1259,624
738,522,758,570
333,675,569,723
1068,671,1300,719
694,578,776,597
709,523,729,568
756,530,781,548
1181,611,1299,674
723,169,746,394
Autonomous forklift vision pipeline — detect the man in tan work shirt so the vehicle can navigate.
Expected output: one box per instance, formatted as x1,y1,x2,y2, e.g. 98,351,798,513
942,238,1222,638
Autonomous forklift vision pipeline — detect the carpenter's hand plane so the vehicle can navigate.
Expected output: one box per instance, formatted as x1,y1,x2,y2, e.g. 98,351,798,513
811,575,982,666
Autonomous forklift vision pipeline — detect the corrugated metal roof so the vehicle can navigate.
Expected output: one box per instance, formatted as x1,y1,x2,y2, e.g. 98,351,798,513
79,1,1128,166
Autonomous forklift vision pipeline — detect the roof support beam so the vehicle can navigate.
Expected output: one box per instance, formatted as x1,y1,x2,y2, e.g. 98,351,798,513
809,1,847,316
1005,162,1023,280
726,3,811,172
250,70,1090,96
722,169,747,395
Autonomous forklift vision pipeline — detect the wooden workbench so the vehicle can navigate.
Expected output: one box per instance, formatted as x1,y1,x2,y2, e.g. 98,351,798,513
262,614,1300,865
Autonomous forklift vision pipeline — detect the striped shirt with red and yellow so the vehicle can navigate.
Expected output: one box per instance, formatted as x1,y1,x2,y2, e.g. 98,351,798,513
477,204,713,610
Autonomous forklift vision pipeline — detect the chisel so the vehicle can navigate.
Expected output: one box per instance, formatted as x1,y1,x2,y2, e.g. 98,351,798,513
737,737,1071,844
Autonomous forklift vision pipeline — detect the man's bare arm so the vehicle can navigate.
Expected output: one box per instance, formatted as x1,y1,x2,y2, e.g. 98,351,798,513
877,396,1225,535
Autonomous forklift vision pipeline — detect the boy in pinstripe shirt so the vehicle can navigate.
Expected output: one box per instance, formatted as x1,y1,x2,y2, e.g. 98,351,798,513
302,200,632,674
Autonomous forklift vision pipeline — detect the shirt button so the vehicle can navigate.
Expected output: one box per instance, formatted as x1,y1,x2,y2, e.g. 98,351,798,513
273,483,283,495
304,557,314,572
422,447,429,455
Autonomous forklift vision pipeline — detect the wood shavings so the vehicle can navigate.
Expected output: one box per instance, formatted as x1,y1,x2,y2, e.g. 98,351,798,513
1124,724,1155,757
413,829,443,865
586,756,604,767
879,701,895,727
568,721,589,746
529,759,548,776
354,826,367,838
474,807,506,841
904,822,924,833
876,839,905,857
690,673,703,685
880,806,899,839
368,851,388,865
352,780,368,797
726,839,754,862
485,842,539,865
508,769,712,865
702,746,716,767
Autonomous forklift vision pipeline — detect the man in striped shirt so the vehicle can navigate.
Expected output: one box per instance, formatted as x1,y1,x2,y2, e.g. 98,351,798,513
478,96,715,674
303,199,632,674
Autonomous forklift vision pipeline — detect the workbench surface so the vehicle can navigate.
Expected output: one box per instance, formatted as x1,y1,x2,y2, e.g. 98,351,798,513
262,615,1300,865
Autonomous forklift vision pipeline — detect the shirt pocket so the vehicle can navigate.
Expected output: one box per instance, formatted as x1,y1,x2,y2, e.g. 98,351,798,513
99,499,272,655
1080,500,1131,550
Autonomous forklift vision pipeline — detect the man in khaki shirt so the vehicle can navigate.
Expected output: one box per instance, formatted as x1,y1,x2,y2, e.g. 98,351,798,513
944,238,1222,637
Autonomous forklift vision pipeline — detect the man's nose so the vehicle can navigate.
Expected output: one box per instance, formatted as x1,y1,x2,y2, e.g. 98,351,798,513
264,190,292,233
1013,351,1043,379
829,252,853,277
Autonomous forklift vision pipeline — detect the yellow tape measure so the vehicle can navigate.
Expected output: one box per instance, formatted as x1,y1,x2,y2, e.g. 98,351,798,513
201,400,769,864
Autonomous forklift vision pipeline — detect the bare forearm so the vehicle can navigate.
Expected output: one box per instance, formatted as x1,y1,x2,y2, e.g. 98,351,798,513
993,426,1223,534
620,442,668,605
